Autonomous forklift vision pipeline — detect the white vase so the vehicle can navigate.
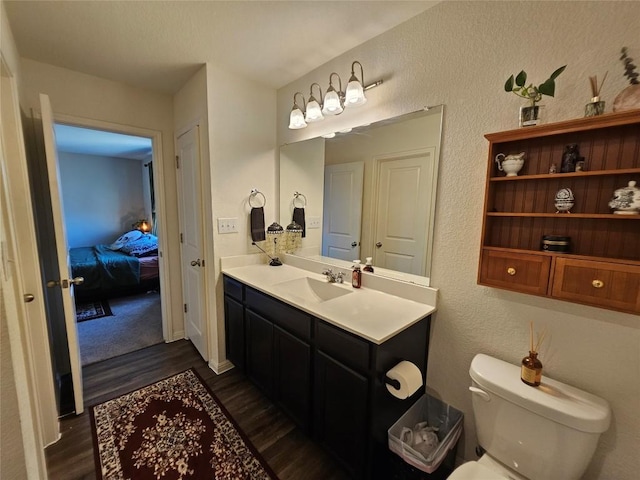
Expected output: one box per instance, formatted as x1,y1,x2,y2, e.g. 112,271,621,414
519,105,542,127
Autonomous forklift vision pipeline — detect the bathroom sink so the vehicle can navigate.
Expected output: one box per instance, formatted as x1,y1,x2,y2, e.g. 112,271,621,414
273,277,353,303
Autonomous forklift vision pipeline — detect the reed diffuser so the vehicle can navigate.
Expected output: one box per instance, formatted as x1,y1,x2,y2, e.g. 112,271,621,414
521,322,546,387
585,72,608,117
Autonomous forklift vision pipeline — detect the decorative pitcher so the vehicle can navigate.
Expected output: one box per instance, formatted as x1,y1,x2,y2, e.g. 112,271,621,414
495,152,526,177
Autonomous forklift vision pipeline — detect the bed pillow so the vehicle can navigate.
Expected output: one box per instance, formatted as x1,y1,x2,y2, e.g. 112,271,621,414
120,234,158,257
108,230,143,250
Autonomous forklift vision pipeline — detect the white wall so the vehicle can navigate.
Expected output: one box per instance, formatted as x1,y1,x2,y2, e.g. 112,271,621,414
277,2,640,479
58,151,147,247
18,58,184,339
279,137,325,250
207,63,277,368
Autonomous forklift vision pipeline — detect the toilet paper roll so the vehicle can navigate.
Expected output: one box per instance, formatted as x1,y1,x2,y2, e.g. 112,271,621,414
385,360,423,399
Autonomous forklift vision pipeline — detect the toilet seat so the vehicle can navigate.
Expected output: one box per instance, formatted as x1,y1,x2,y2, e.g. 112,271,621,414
448,461,507,480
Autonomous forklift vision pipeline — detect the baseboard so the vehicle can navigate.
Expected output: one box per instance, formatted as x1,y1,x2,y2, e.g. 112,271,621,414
209,359,234,375
171,330,185,341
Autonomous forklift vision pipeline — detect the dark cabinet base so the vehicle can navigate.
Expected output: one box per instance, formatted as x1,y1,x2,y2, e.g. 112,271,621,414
223,274,432,479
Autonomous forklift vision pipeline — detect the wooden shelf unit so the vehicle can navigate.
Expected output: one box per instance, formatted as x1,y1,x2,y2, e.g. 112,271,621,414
478,110,640,314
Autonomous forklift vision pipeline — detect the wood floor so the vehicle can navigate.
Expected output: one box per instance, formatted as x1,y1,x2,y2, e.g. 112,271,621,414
45,339,350,480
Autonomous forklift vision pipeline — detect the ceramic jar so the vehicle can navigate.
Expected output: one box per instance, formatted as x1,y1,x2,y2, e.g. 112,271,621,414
495,152,526,177
555,188,574,213
608,181,640,215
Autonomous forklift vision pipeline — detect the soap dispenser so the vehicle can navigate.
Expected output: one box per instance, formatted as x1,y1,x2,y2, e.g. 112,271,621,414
363,257,374,273
352,260,362,288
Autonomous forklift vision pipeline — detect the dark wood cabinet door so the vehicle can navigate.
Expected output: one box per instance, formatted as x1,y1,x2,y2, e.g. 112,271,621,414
224,295,245,371
246,310,274,397
314,351,369,479
274,326,311,431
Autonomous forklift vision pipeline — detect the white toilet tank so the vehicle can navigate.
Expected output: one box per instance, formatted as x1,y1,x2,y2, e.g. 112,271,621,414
469,354,611,480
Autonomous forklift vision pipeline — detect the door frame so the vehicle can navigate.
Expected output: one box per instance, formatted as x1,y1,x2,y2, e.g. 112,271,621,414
53,113,171,344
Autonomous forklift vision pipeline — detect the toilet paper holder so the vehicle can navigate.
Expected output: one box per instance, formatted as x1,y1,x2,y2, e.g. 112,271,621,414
384,375,402,391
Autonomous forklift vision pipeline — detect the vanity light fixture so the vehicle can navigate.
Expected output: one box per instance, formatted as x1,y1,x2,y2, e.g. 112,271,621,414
322,72,344,115
288,92,307,130
305,83,324,123
287,61,382,129
345,61,367,106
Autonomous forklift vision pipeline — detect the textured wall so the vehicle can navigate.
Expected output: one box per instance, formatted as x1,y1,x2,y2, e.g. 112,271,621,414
278,2,640,478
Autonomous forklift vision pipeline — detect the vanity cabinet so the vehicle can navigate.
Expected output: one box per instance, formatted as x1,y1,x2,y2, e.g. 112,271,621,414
222,274,431,479
479,110,640,314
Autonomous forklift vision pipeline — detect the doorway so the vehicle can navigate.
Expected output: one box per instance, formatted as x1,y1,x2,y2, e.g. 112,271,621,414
54,124,165,366
26,116,169,417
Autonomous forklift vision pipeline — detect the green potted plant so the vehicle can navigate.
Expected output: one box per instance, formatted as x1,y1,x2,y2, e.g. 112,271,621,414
504,65,566,126
613,47,640,112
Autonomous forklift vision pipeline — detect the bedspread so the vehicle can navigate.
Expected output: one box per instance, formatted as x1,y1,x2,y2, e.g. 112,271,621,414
70,245,140,291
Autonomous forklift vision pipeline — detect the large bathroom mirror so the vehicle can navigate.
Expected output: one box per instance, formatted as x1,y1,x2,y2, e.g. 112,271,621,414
279,105,443,286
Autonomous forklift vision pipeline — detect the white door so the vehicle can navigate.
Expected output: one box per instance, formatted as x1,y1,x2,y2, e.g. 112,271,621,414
373,148,436,275
39,93,84,414
322,162,364,261
176,126,207,360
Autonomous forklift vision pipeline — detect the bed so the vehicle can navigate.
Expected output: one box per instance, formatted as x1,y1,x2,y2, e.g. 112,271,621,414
70,232,160,302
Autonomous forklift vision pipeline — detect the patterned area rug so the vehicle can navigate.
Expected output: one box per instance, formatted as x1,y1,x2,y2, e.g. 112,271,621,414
90,369,277,480
76,300,112,322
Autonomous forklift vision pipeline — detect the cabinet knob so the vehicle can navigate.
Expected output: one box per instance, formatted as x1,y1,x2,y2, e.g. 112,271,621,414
592,279,604,289
507,267,516,276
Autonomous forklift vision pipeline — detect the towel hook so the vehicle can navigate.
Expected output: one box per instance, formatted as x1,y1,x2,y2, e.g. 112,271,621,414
249,188,266,208
293,191,307,208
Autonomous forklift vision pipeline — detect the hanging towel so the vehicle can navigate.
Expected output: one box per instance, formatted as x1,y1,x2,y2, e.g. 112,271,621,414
250,207,266,242
293,207,306,238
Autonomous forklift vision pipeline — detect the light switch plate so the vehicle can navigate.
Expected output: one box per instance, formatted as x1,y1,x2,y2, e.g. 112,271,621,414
217,217,238,234
307,216,321,229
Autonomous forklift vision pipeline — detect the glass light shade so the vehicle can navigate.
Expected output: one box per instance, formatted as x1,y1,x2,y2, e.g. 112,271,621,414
305,98,324,122
322,132,336,138
289,107,307,129
322,89,343,115
345,77,366,106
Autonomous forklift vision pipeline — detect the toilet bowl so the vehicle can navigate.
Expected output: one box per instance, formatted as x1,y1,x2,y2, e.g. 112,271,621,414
449,354,611,480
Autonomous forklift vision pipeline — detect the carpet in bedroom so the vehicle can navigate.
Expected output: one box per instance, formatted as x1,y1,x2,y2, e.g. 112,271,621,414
77,292,163,366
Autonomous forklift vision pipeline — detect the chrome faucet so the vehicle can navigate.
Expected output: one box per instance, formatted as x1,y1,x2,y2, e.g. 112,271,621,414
322,268,345,283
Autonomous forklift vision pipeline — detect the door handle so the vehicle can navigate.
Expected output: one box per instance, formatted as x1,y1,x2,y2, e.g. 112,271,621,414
191,259,201,267
351,241,357,247
376,242,382,248
24,293,35,303
47,277,84,289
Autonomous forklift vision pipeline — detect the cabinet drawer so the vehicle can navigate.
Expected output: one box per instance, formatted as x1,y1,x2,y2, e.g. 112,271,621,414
479,249,551,296
223,275,244,302
552,258,640,314
316,321,370,373
246,287,311,340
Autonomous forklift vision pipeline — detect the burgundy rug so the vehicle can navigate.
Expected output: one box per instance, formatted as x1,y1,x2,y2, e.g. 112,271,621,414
90,369,278,479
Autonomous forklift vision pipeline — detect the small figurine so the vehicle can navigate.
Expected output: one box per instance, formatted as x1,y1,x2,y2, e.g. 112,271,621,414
549,164,557,174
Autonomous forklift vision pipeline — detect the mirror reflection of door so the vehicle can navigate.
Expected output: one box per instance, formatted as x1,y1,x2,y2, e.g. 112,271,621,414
322,162,364,261
373,148,435,275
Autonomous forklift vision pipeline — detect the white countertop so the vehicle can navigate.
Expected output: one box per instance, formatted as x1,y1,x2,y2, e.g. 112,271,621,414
222,263,436,344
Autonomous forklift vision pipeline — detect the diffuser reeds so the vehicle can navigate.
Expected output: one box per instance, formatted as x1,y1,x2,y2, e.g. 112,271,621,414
589,72,608,100
529,320,546,354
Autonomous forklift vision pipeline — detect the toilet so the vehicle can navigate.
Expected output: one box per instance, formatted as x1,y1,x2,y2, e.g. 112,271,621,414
449,354,611,480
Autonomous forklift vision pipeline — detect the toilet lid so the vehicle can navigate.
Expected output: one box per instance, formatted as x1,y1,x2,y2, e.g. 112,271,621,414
448,461,509,480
